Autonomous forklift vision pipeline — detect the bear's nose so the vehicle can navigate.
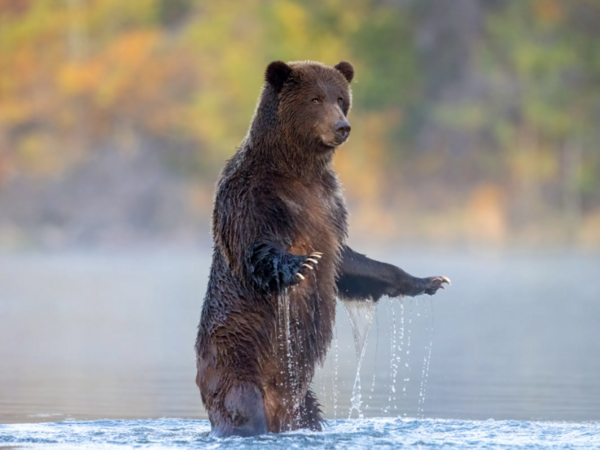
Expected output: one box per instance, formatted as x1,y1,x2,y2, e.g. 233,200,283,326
335,120,351,139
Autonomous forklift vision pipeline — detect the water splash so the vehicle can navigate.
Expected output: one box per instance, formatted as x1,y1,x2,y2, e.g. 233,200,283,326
2,418,599,449
341,299,376,419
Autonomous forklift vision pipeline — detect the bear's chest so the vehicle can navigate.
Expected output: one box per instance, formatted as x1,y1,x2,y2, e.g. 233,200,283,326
279,183,343,260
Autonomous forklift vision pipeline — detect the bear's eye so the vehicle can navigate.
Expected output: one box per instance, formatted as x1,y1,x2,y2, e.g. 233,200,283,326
312,98,321,104
337,98,344,105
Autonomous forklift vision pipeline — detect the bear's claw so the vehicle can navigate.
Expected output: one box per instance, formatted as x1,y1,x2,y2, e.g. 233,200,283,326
423,275,451,295
295,251,323,282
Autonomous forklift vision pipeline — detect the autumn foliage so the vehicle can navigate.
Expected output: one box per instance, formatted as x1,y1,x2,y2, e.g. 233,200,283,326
1,0,599,249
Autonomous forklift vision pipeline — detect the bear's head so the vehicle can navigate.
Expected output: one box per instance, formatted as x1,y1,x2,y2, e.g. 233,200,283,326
264,60,354,151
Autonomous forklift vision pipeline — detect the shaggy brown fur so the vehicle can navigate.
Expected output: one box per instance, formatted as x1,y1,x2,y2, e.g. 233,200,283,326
195,60,449,437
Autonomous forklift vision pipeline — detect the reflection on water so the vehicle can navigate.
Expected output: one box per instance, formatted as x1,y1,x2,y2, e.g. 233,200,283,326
1,250,599,424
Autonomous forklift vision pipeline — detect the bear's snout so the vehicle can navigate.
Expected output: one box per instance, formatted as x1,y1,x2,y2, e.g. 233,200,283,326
335,119,351,143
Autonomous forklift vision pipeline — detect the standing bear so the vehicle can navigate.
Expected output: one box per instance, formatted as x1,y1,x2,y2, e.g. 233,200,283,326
195,60,450,437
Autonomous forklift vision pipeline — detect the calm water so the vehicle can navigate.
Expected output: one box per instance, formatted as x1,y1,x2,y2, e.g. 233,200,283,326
1,249,599,448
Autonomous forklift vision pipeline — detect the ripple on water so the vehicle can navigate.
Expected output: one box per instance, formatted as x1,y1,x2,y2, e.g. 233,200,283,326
1,418,599,449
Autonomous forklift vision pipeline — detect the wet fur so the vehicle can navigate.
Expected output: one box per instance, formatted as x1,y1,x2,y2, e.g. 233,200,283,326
196,60,447,437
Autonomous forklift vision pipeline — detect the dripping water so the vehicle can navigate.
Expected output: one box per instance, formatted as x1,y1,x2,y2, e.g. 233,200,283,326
401,299,414,408
418,297,435,418
365,310,379,412
394,298,405,412
315,364,327,413
387,298,397,413
278,288,306,417
398,299,407,402
383,297,407,415
292,298,303,418
332,323,339,419
277,290,293,412
341,299,376,419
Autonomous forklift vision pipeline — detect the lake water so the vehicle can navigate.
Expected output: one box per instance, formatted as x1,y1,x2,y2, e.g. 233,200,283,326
1,249,599,448
2,418,599,449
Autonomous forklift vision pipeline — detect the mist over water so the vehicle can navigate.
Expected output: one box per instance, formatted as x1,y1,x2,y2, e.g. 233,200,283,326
0,249,599,448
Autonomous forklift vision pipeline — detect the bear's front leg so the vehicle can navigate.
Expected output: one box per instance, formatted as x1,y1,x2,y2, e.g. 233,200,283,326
249,242,321,293
386,272,451,297
336,245,450,301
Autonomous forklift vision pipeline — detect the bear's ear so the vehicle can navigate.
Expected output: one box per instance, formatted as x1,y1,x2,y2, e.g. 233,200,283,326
334,61,354,83
265,61,292,93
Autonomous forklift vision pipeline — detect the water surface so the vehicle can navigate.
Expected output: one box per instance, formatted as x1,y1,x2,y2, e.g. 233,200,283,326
1,418,599,449
0,250,599,447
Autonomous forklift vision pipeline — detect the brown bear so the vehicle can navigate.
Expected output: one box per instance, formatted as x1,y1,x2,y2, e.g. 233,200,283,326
195,60,450,437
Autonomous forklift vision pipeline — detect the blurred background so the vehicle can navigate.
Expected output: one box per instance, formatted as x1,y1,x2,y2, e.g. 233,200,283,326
1,0,600,425
1,0,600,250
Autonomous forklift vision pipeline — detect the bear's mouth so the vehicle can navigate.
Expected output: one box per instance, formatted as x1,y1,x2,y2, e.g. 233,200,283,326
321,141,340,150
325,135,349,148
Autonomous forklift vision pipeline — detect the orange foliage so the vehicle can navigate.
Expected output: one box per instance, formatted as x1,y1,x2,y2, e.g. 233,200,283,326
465,185,507,243
534,0,563,25
58,30,160,106
0,0,599,249
580,209,600,248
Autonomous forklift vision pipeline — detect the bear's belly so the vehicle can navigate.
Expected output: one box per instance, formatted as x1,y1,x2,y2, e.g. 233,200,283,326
280,182,343,366
260,203,341,419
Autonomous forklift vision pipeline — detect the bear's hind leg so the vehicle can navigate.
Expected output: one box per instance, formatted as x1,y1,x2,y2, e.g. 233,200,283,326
210,382,268,438
297,389,325,431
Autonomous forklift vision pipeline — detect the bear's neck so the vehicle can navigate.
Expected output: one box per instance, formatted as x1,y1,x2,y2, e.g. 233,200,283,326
251,134,334,179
